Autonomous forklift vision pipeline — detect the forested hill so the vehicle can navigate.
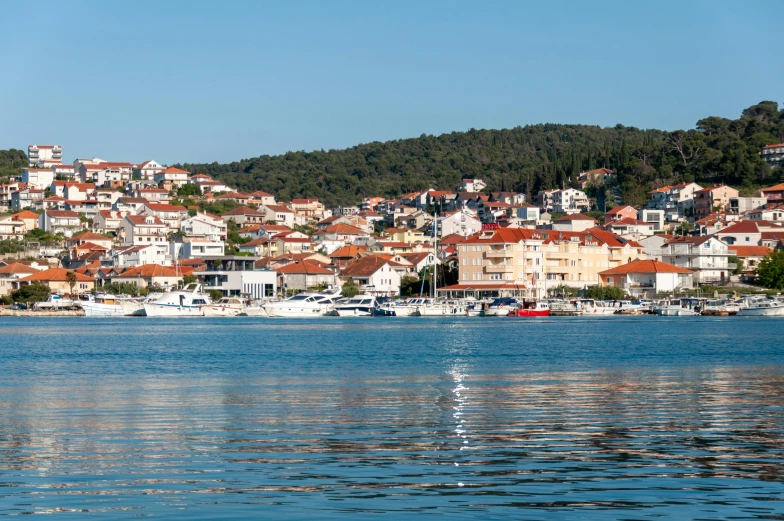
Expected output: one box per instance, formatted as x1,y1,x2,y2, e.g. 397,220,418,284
181,101,784,208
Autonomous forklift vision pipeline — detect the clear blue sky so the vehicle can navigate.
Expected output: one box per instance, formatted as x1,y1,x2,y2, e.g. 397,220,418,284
0,1,780,165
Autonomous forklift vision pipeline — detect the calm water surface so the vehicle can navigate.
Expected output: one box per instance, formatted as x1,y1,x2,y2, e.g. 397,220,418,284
1,317,783,519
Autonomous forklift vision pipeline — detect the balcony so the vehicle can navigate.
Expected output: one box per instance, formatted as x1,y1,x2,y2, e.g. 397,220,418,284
485,249,514,258
485,265,513,273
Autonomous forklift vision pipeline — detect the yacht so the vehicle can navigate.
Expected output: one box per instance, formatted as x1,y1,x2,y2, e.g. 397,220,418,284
483,297,520,317
262,289,341,317
701,299,740,316
413,298,467,316
202,297,249,317
652,298,701,316
507,300,551,317
738,296,784,316
142,284,212,317
80,293,144,317
377,299,419,317
333,295,379,317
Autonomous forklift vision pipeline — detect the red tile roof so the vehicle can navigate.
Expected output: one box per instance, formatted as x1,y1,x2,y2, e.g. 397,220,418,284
19,268,94,282
728,246,773,257
118,264,179,278
275,260,333,275
599,260,692,275
340,255,403,277
313,223,366,235
45,210,79,218
0,262,39,275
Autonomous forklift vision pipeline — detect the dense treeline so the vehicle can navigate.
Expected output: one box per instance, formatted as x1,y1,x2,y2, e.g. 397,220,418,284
181,101,784,208
0,149,28,180
2,103,782,209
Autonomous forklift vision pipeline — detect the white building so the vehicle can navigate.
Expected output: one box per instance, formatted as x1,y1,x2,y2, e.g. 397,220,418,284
21,168,54,190
199,256,277,299
458,178,487,193
551,188,590,214
142,203,188,230
120,215,169,245
637,209,665,232
38,210,81,237
605,218,655,238
28,145,62,167
111,245,172,268
661,236,731,284
170,238,225,259
134,160,165,180
180,213,227,242
153,167,190,186
647,182,703,221
437,210,481,237
259,204,295,228
339,255,403,297
599,259,694,298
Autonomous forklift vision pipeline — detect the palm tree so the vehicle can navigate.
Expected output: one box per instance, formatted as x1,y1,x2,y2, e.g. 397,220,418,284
65,271,77,296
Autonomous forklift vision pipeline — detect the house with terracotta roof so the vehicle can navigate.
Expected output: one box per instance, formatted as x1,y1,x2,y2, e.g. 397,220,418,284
646,182,703,221
275,260,336,292
215,191,252,205
120,214,168,245
368,241,417,254
113,197,149,213
94,210,128,233
221,206,266,226
694,185,739,220
605,218,655,238
153,167,190,186
328,245,368,268
339,255,403,296
728,245,773,278
578,168,616,189
258,204,295,228
38,209,81,237
239,232,312,257
13,268,95,295
133,160,165,181
604,205,637,224
67,231,114,251
142,203,188,230
312,223,370,254
248,191,276,206
383,227,431,245
110,264,182,288
290,198,325,218
662,236,731,284
761,231,784,250
0,262,40,296
552,213,598,232
599,259,693,297
458,178,487,193
0,215,26,240
111,244,171,267
715,221,765,246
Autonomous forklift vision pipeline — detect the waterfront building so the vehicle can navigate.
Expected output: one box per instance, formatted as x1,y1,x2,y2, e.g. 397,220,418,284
199,256,277,299
339,255,402,296
661,236,731,284
13,268,95,295
598,259,694,298
0,262,40,296
275,260,335,292
110,264,182,288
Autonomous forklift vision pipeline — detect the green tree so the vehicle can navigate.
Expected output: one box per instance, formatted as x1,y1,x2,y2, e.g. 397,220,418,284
341,280,360,298
584,286,629,300
727,255,743,276
182,274,197,285
208,290,223,301
757,250,784,290
11,282,51,303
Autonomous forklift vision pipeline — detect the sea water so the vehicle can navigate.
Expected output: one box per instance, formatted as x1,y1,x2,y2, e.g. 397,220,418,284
1,316,783,519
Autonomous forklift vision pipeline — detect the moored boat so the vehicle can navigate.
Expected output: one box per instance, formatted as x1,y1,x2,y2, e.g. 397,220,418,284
737,296,784,316
507,300,550,317
81,293,143,317
142,284,212,317
262,289,341,317
202,297,249,317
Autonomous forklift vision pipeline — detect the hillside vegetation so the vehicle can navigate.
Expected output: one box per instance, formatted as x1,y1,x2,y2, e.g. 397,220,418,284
3,102,782,208
181,101,784,207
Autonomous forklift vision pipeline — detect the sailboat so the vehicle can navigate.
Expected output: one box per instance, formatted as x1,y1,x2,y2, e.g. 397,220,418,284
414,214,466,316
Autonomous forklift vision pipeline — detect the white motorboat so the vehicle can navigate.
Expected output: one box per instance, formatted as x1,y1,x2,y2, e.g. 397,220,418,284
738,297,784,316
483,298,520,317
414,298,467,316
333,295,378,317
142,284,212,317
262,289,341,317
81,293,143,317
202,297,249,317
377,299,419,317
652,298,701,316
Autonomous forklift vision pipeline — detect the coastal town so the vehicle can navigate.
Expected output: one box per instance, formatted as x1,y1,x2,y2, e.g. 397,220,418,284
0,143,783,317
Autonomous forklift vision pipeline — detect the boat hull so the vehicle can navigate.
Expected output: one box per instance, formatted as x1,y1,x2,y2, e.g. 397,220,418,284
655,308,698,316
143,304,205,317
335,307,374,317
81,302,142,317
264,306,332,318
202,305,245,317
738,307,784,316
508,309,550,317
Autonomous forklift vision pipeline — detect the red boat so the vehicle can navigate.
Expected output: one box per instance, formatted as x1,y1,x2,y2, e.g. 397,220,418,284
507,300,551,317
